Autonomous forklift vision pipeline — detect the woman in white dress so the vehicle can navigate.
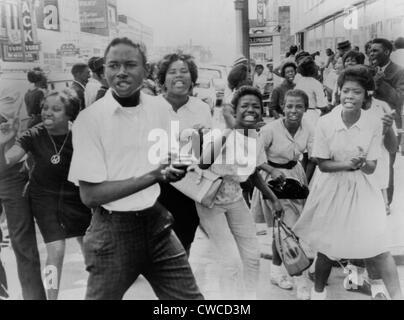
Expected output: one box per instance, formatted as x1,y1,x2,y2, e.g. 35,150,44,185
293,66,402,300
251,89,314,300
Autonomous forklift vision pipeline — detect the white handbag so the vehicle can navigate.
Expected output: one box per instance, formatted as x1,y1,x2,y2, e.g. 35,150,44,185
171,169,223,208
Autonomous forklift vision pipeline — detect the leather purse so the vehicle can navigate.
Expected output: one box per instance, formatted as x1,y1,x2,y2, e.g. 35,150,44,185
171,169,223,208
267,178,309,200
273,216,312,277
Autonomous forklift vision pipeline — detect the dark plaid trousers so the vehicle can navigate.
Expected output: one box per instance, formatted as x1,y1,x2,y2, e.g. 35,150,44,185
83,202,204,300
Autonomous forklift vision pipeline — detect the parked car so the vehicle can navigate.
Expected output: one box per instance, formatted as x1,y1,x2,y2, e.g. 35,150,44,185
198,65,229,105
193,77,217,114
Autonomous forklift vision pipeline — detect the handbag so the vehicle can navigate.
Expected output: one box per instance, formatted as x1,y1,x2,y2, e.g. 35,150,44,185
273,216,312,277
267,178,309,200
171,169,223,208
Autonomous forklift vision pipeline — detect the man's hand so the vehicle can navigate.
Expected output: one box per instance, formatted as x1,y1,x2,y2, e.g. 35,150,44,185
0,118,19,145
155,153,187,183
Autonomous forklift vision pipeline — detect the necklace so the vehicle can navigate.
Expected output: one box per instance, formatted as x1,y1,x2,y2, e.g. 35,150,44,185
47,130,70,165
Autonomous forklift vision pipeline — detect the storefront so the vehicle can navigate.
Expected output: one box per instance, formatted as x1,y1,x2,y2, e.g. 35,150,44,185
291,0,404,54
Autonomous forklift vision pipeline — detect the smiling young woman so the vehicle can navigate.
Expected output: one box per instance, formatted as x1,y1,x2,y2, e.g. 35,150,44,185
0,89,91,300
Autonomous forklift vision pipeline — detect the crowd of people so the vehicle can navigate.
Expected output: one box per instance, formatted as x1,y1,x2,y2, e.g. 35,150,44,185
0,34,403,301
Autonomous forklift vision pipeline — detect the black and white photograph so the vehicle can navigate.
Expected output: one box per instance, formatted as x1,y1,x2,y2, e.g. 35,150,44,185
0,0,404,304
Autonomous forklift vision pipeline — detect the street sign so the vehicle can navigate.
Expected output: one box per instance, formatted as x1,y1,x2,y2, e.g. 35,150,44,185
250,35,273,45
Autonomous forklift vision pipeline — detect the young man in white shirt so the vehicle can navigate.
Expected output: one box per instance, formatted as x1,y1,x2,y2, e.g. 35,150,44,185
69,37,203,300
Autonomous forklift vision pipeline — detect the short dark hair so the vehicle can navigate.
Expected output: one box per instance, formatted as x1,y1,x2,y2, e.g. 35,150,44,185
104,37,147,67
283,89,309,111
342,50,365,66
231,85,263,114
297,56,317,77
337,65,375,92
394,37,404,50
289,45,298,55
156,53,198,87
227,64,251,91
71,63,89,77
27,67,46,84
88,57,105,78
326,48,334,56
42,89,81,121
372,38,394,54
281,62,297,78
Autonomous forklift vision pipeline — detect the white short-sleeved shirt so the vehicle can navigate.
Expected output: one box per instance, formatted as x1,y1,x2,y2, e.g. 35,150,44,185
295,76,328,110
202,129,266,205
157,95,213,136
313,106,382,163
260,118,314,162
68,90,171,212
84,78,101,108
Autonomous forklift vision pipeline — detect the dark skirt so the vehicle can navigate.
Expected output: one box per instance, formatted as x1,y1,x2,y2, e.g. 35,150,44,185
158,183,199,251
28,184,91,243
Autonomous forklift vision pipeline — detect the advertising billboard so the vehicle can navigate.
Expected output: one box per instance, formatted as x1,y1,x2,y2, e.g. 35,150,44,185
79,0,108,36
35,0,60,32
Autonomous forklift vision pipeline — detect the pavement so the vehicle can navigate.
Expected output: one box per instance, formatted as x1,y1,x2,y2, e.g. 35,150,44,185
1,110,404,300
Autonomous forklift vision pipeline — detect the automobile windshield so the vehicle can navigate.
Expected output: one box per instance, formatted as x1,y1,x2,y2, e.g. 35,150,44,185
199,69,221,79
196,79,210,89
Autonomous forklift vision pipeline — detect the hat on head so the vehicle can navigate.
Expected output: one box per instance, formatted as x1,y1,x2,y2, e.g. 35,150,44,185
233,55,248,67
337,40,351,50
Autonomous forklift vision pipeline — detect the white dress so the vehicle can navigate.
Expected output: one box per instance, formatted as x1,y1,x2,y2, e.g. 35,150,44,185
293,108,388,259
251,119,314,228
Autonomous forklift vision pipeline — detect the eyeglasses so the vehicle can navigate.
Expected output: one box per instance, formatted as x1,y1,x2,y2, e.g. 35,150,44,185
104,62,139,72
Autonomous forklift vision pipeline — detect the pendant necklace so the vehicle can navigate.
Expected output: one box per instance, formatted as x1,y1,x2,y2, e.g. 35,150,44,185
47,130,70,165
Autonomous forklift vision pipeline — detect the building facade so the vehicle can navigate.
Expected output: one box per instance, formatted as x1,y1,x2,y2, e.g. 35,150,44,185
290,0,404,55
249,0,293,67
0,0,153,75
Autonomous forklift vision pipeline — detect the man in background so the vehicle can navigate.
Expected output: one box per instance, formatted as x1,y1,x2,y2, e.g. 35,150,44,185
70,63,91,110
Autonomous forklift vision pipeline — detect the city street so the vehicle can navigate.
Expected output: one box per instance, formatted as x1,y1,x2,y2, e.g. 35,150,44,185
2,108,404,301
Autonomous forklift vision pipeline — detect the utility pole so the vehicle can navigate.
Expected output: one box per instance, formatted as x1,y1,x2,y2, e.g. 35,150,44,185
234,0,250,61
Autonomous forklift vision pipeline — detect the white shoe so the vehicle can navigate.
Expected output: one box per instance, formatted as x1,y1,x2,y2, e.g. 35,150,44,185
270,266,293,290
311,288,327,300
295,276,311,300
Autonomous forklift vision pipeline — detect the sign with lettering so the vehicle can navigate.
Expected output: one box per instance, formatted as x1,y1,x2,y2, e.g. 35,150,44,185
250,35,273,45
36,0,60,31
79,0,109,36
22,0,34,44
57,43,80,56
2,43,40,62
